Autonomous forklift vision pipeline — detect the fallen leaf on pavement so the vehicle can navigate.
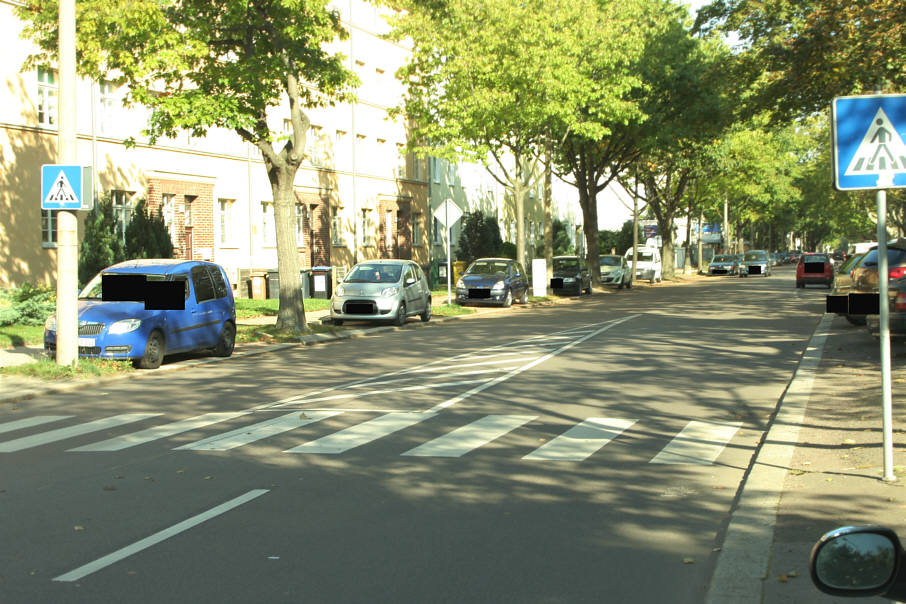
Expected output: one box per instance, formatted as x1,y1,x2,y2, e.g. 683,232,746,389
683,558,694,564
778,574,788,583
788,570,798,578
102,485,117,491
73,525,84,531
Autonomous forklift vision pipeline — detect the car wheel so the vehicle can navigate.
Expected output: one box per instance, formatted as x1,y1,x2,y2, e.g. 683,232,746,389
214,322,235,357
420,298,432,322
626,279,632,289
518,288,528,304
845,314,867,326
134,330,165,370
395,302,407,327
503,290,513,307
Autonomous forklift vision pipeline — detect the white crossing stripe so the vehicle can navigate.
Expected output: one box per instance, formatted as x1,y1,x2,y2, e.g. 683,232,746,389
0,415,72,435
0,414,161,452
402,415,537,458
649,420,742,465
523,418,637,461
285,412,435,455
174,411,342,451
69,412,250,452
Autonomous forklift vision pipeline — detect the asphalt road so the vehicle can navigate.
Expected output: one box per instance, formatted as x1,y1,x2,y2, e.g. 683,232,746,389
0,266,829,603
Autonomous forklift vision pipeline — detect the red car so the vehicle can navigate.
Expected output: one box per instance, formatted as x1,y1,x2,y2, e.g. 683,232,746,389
796,253,834,288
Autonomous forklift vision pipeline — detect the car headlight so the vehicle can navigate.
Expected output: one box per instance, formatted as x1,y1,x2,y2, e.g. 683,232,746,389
109,318,142,335
335,285,345,297
564,277,576,283
456,279,465,289
491,280,505,292
44,314,56,331
380,286,400,298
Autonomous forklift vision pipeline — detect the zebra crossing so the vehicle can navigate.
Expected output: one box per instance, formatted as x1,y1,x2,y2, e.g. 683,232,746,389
0,412,743,464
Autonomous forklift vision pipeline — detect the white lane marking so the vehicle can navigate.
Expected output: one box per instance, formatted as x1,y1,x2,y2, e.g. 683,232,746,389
403,357,540,373
0,414,161,453
69,412,251,452
402,415,536,458
285,412,436,454
0,415,72,435
346,366,518,388
174,411,343,451
426,315,640,412
523,418,637,461
271,378,497,408
53,489,269,582
649,420,742,465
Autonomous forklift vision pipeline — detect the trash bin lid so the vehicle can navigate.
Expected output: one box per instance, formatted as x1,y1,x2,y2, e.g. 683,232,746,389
312,265,332,271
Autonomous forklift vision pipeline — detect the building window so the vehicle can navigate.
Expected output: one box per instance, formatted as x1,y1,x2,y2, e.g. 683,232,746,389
184,195,196,227
396,144,407,179
362,210,375,247
412,212,422,247
295,203,305,247
41,210,57,246
261,201,276,246
111,190,133,246
307,125,324,167
432,158,441,184
161,193,176,245
37,67,58,127
433,215,443,245
218,198,234,246
97,80,117,135
331,211,343,246
385,210,393,248
334,130,347,166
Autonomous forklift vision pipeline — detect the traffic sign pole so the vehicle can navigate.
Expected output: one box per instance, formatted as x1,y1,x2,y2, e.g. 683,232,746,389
878,188,895,481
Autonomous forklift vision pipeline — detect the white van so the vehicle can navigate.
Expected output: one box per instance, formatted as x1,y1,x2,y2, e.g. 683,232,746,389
625,246,662,284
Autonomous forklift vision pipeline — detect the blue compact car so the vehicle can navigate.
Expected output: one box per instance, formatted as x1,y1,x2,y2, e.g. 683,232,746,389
455,258,529,307
44,259,236,369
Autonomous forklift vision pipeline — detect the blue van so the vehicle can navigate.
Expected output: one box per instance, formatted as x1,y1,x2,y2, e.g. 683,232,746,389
44,259,236,369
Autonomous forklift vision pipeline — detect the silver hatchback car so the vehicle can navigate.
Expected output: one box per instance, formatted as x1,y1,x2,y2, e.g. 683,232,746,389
330,259,432,326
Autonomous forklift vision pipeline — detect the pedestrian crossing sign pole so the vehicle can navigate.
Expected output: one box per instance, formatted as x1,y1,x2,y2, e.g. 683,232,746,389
832,93,906,482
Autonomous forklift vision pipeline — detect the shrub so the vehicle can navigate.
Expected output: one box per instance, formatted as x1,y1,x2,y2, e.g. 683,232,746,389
0,283,56,326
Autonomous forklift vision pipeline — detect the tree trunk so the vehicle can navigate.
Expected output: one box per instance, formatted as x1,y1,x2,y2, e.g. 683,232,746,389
270,167,306,331
514,152,527,269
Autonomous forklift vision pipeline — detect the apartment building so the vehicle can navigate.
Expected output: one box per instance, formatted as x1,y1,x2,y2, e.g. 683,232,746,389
0,0,429,292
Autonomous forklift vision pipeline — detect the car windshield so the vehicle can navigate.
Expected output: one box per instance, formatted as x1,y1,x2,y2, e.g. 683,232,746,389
744,252,767,261
466,261,509,275
553,258,580,272
600,256,621,267
839,254,864,273
713,255,733,263
79,272,168,300
803,254,829,263
344,264,402,283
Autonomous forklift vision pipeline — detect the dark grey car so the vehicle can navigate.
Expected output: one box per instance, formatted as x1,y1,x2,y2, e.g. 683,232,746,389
551,255,592,295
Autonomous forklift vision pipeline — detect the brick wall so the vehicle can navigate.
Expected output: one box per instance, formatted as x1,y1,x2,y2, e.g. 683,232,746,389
147,178,214,261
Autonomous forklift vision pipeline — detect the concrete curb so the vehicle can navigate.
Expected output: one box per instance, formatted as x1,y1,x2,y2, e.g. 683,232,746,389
704,312,833,604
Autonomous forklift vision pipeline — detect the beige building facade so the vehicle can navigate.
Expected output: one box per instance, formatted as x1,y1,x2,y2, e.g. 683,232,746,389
0,0,429,294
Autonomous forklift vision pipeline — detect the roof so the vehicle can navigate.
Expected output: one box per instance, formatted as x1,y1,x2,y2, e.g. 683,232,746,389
103,259,217,274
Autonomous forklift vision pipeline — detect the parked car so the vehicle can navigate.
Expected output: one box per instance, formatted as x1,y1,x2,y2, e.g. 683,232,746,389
707,254,739,276
840,241,906,327
738,250,772,277
43,259,236,369
330,259,431,326
599,254,632,289
550,255,592,295
625,246,662,284
456,258,529,307
867,284,906,338
796,252,834,288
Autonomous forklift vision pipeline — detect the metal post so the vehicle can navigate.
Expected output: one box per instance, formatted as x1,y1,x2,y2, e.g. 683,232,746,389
55,0,78,367
445,200,452,305
878,188,895,481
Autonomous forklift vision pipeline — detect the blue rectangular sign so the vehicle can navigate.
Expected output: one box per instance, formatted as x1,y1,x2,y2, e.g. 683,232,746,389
832,94,906,191
41,164,83,210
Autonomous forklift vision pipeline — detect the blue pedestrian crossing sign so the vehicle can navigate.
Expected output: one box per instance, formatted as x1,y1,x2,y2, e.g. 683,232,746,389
41,165,83,210
832,94,906,190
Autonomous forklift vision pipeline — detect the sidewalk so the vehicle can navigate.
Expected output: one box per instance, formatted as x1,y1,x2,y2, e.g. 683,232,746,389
707,313,906,603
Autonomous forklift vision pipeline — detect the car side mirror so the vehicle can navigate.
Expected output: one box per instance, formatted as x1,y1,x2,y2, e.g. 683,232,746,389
405,277,416,286
810,526,906,599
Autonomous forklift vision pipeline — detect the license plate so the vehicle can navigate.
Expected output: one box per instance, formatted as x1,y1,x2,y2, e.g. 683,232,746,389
78,337,95,346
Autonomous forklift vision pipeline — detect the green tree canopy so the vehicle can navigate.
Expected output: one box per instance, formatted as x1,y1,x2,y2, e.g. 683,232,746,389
19,0,357,331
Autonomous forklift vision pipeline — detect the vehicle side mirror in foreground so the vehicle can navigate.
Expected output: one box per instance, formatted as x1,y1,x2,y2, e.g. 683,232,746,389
405,277,416,286
810,526,906,599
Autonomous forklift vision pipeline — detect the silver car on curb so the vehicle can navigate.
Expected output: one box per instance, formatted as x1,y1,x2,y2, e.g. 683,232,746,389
330,259,432,326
